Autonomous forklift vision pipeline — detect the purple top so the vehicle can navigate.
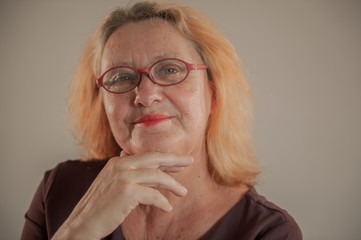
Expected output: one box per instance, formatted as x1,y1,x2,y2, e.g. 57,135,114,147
21,160,302,240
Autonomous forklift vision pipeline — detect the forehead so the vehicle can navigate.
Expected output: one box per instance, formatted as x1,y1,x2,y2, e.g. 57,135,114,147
101,19,201,69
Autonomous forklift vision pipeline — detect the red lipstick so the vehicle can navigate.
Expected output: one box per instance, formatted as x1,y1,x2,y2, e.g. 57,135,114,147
134,114,172,127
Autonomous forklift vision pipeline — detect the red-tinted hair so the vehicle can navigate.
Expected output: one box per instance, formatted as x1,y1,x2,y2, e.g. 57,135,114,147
68,1,260,186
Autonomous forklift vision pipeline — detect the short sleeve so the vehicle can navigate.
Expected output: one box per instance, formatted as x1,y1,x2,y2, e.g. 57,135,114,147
257,219,302,240
21,174,49,240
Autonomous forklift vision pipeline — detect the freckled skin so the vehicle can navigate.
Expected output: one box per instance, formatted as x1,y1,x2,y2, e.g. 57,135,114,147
101,20,213,157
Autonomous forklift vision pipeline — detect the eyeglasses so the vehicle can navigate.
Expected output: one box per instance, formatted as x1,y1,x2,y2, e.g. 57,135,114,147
96,58,208,94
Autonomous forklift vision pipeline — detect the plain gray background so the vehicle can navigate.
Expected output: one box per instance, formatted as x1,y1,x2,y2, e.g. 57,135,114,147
1,0,360,239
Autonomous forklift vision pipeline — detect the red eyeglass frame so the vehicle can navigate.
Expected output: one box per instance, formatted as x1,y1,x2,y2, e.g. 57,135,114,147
96,58,208,94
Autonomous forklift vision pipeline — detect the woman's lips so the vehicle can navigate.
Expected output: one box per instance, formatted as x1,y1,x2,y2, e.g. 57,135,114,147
134,114,172,127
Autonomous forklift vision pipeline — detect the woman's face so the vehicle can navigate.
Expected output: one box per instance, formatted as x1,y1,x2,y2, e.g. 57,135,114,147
101,19,213,156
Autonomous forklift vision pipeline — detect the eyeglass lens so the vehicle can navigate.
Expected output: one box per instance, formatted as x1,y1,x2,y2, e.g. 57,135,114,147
102,59,188,93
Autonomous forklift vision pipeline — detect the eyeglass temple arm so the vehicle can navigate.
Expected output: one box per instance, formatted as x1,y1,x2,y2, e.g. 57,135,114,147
192,64,208,70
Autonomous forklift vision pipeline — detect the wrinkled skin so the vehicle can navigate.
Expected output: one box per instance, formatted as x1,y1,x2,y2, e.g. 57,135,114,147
52,20,247,240
101,20,213,157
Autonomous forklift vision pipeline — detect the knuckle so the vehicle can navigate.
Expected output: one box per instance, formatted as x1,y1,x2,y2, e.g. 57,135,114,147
120,160,133,170
109,156,133,171
107,157,123,171
106,157,117,168
153,168,162,177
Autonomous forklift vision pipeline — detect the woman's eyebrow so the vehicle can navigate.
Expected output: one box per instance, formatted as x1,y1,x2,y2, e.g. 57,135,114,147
149,54,180,62
108,54,182,68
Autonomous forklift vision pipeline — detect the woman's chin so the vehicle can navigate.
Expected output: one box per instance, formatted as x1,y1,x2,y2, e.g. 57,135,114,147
131,145,178,155
128,138,188,155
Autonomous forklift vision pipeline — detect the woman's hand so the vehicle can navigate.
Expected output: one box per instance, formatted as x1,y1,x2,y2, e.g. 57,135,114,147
51,152,193,240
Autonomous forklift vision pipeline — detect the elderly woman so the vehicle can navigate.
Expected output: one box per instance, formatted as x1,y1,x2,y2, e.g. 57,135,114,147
21,1,301,240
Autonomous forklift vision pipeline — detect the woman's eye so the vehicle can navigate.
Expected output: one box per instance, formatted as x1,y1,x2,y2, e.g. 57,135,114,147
164,67,177,74
106,73,134,85
118,75,132,82
158,65,181,75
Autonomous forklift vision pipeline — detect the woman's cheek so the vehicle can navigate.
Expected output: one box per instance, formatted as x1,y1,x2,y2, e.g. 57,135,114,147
102,94,130,142
180,93,209,131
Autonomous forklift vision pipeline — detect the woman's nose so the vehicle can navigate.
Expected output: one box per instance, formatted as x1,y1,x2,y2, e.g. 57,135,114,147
134,74,163,106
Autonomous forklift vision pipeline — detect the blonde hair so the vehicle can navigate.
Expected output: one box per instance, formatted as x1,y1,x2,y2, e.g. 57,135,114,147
69,1,260,186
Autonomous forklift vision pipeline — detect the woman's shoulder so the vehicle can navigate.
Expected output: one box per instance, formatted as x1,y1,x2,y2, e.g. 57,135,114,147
243,188,298,223
203,188,302,239
45,159,109,235
46,159,108,176
22,159,110,239
44,159,108,197
43,159,108,192
237,188,302,239
47,158,107,175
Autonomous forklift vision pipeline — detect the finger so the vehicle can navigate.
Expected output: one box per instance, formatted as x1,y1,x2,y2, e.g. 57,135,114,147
125,168,188,197
119,152,194,170
158,166,186,173
135,184,173,212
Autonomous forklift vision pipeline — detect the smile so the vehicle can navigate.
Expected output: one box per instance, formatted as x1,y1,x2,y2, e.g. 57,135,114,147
133,114,173,127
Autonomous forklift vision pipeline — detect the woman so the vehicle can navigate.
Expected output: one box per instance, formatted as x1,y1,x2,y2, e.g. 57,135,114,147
21,1,302,239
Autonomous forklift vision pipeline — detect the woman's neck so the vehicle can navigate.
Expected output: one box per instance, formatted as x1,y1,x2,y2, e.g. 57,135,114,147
121,145,249,240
